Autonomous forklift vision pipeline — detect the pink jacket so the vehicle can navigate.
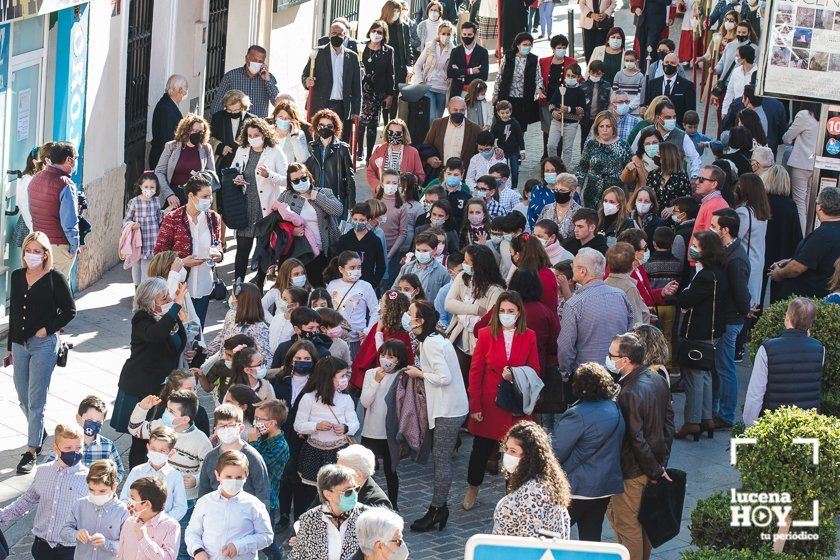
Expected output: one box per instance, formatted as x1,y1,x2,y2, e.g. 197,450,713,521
270,200,321,257
120,222,142,269
365,144,425,195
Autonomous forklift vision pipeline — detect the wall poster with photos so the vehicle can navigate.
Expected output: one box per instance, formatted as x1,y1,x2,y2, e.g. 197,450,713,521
757,0,840,103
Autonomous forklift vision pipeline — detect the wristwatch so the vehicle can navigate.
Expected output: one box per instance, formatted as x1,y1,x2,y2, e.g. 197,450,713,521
192,548,205,557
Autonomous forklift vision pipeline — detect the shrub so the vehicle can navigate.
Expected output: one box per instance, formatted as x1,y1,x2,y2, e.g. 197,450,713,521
689,491,764,550
680,549,818,560
749,297,840,411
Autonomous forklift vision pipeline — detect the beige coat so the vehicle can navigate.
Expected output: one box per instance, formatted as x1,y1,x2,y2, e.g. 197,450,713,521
605,273,650,326
444,271,504,354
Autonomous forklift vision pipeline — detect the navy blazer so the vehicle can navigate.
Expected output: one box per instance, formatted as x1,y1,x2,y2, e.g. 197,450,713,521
645,74,696,123
446,44,489,99
722,98,789,153
553,399,625,497
149,93,183,168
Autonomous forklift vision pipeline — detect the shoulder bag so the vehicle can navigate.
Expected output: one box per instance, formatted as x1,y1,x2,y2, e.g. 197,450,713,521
676,276,717,370
711,57,738,98
494,336,525,415
328,403,358,446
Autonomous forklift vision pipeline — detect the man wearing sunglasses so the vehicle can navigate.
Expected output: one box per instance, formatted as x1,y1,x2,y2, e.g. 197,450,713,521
690,165,730,263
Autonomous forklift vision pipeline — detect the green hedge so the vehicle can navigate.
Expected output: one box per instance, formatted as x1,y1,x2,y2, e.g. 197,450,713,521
680,549,819,560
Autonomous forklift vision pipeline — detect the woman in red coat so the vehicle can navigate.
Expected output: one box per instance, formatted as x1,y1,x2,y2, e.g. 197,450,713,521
463,291,541,511
349,289,414,392
507,233,559,313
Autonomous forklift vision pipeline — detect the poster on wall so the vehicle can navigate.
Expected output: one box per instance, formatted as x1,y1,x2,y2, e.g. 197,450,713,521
758,0,840,103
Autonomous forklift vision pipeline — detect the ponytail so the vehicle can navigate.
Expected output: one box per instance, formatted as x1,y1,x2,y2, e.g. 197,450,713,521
322,250,360,284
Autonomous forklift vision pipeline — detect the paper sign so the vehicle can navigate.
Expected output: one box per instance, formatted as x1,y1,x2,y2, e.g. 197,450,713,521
16,88,31,141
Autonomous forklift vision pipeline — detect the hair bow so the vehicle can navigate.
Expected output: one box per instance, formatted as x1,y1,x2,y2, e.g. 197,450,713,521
232,344,247,354
388,291,398,300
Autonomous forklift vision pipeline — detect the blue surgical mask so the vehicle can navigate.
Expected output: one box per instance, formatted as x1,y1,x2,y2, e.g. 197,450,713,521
293,179,310,193
554,48,566,58
161,409,177,428
481,148,494,159
338,488,358,512
461,263,473,275
662,118,677,132
253,365,267,379
644,143,660,158
277,119,292,131
564,77,578,88
401,312,414,332
519,45,532,56
444,176,460,188
544,172,557,185
639,250,650,265
291,274,308,288
195,198,212,212
415,251,432,264
615,103,630,116
689,247,701,260
604,356,618,374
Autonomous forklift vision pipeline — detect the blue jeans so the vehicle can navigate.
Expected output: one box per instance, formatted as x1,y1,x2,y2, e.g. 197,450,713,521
191,295,210,330
177,504,194,560
12,333,59,449
426,90,447,124
713,323,742,424
539,2,555,35
507,155,521,190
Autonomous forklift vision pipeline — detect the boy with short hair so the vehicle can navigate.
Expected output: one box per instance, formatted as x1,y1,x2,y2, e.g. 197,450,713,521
120,426,188,520
466,130,506,189
434,252,464,330
432,158,471,228
317,307,352,365
392,230,451,302
248,400,290,560
118,477,181,559
488,162,522,213
270,307,332,369
47,395,125,482
682,110,712,156
335,203,387,287
198,404,271,510
0,424,89,559
490,100,526,189
646,226,683,288
415,185,446,228
185,450,273,560
61,459,129,560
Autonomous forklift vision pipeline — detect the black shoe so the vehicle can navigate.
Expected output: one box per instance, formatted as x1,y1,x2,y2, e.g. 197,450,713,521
410,505,449,532
275,513,290,532
34,428,48,454
17,451,36,474
734,350,744,363
485,459,499,476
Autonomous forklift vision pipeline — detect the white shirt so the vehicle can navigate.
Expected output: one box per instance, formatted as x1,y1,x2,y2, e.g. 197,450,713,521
300,200,322,249
120,462,187,521
443,122,466,162
322,508,349,560
294,392,360,445
16,174,33,230
662,77,674,96
360,367,400,439
326,279,380,343
417,333,469,428
187,211,214,298
269,313,295,353
466,152,508,189
291,374,309,403
722,64,757,116
330,47,345,101
631,128,702,177
184,490,273,560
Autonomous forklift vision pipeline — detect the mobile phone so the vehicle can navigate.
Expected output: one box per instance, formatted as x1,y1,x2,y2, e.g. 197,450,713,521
3,355,13,367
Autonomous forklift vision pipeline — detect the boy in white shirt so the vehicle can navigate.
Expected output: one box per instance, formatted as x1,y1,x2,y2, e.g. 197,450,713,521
466,131,507,189
185,450,273,560
120,426,188,521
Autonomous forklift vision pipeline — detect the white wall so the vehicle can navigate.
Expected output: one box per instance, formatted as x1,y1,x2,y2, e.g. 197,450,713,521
268,0,321,109
226,0,261,72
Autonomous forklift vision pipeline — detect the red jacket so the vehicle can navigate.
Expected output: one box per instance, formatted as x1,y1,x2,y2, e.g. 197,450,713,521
29,166,70,245
153,206,221,258
474,300,559,370
468,326,541,441
538,55,582,106
631,265,666,307
349,323,415,390
536,267,559,314
365,144,425,195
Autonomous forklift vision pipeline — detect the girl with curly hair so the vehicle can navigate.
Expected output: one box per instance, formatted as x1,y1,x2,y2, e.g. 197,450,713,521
349,289,415,392
230,117,288,286
492,421,571,538
552,362,624,542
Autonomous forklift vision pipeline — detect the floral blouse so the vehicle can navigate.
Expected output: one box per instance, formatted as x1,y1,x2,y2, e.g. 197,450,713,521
647,169,692,209
538,200,582,242
576,139,632,209
493,477,571,538
206,309,271,363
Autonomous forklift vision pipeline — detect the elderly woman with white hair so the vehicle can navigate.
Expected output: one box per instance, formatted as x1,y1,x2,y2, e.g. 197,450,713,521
537,172,582,243
291,464,370,560
354,507,407,560
337,445,393,509
111,276,188,468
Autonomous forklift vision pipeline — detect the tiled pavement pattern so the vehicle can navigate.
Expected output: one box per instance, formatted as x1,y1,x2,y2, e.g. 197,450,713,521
1,5,812,560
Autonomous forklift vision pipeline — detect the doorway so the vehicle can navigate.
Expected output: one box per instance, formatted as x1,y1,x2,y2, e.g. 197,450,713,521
124,0,154,205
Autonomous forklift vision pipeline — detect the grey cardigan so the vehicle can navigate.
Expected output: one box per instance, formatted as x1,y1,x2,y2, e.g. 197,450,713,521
154,140,217,202
277,187,343,252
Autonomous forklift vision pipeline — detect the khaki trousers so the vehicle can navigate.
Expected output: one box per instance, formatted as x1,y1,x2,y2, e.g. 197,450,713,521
52,244,75,278
606,474,652,560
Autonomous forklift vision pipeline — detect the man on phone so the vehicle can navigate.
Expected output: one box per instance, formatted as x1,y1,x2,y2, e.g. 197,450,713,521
210,45,281,118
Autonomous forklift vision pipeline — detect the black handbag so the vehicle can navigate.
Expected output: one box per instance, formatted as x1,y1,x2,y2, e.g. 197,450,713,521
533,364,567,414
48,272,71,368
210,272,228,301
676,277,717,370
711,58,738,98
638,468,687,547
495,378,524,415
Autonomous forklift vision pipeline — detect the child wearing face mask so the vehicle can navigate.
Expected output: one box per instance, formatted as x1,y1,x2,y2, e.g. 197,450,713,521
185,450,273,560
316,307,353,364
324,251,381,358
71,476,126,559
335,204,387,287
612,51,646,111
46,395,126,483
360,339,411,507
0,424,89,559
376,170,409,287
123,172,163,287
152,369,212,436
231,346,276,400
121,426,188,521
268,286,309,353
197,334,256,403
548,62,586,163
350,290,415,392
392,230,451,303
119,476,182,560
466,131,507,189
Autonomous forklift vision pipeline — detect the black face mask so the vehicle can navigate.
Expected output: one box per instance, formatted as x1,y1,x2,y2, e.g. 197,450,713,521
300,330,319,341
330,35,344,48
663,64,678,76
387,130,404,145
461,35,475,45
449,112,465,124
658,51,668,61
227,111,240,119
318,126,335,139
737,35,749,43
554,190,572,204
189,132,203,145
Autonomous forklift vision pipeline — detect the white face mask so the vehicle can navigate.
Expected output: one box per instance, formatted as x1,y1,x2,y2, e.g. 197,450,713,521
383,183,399,196
147,450,169,467
499,312,518,328
724,21,735,30
502,452,520,473
370,32,383,43
220,478,245,496
602,202,619,216
624,61,637,70
141,188,157,198
248,61,263,74
346,269,362,282
636,201,652,214
217,426,241,445
89,493,112,507
429,10,440,21
608,37,623,49
248,136,264,149
590,76,602,83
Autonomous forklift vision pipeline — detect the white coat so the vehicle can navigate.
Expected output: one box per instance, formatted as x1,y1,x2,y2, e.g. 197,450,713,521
231,145,288,217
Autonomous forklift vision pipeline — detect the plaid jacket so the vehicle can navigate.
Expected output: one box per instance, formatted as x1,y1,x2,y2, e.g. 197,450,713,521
153,205,221,259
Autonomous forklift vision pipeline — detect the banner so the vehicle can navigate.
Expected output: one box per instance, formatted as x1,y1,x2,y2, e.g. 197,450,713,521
758,0,840,103
52,3,88,185
0,0,87,23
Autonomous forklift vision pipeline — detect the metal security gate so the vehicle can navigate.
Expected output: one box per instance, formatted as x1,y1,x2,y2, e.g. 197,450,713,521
325,0,361,37
204,0,230,115
124,0,154,204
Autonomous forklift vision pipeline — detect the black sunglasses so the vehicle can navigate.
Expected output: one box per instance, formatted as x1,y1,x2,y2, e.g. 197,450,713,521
291,177,308,185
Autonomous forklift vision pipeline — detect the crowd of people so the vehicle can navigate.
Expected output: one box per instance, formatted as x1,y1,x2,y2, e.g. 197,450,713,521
3,1,839,559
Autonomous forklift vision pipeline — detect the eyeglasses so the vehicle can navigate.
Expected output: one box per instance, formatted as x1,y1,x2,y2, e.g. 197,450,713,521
254,416,272,424
291,176,308,184
334,486,360,498
319,123,335,130
390,538,405,547
697,177,715,183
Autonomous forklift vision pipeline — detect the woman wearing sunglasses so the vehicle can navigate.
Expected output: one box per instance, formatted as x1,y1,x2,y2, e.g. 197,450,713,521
277,162,344,287
291,463,370,560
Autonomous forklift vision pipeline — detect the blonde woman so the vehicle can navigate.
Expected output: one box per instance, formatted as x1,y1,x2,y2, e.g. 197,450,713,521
154,112,216,211
576,111,631,209
270,99,310,164
365,119,425,192
761,165,802,302
230,117,288,285
210,89,256,170
413,21,454,124
9,232,76,474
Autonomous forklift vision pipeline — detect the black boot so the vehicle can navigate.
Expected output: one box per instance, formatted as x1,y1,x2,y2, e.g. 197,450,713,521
410,504,449,532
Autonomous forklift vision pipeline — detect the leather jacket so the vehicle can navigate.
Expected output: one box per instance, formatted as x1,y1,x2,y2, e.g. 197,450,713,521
305,139,356,210
616,365,675,480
